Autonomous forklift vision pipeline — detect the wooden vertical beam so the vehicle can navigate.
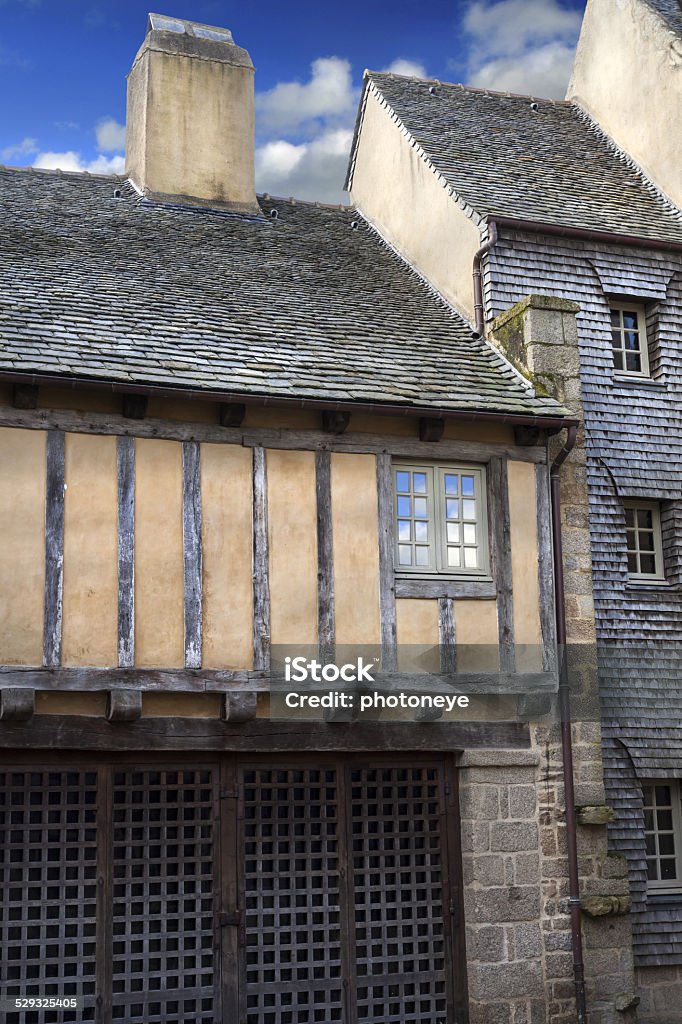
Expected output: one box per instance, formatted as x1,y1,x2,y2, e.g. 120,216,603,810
438,597,457,675
252,446,271,672
43,430,65,668
488,457,515,673
183,441,203,669
316,450,335,657
376,453,397,671
117,436,135,668
536,462,557,674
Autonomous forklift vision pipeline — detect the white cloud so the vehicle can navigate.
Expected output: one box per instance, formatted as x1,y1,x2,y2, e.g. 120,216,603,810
256,57,357,135
96,117,125,152
462,0,582,98
256,129,353,204
1,136,38,161
33,150,124,174
383,58,428,79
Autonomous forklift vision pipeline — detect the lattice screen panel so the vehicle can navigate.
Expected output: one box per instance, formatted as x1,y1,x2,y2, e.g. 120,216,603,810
0,770,98,1024
242,767,344,1024
352,766,448,1024
111,769,217,1024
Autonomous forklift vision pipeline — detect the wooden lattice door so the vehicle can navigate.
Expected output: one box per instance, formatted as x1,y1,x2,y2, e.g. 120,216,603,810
0,756,465,1024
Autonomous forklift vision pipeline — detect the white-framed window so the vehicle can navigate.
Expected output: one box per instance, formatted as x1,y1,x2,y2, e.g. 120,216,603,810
625,501,664,580
610,302,650,377
643,782,682,893
393,463,489,577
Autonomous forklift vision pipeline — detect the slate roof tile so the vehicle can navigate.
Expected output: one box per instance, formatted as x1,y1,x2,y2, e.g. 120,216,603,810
357,73,682,244
0,168,568,419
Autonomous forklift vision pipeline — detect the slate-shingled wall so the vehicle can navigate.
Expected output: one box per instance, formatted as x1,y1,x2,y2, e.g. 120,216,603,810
484,227,682,972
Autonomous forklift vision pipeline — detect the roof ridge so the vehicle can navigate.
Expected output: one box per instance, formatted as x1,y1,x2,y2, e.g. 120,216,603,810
364,69,570,105
570,102,682,225
0,163,125,181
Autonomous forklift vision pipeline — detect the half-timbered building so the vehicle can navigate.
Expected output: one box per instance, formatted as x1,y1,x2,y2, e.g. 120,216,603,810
347,0,682,1018
0,13,620,1024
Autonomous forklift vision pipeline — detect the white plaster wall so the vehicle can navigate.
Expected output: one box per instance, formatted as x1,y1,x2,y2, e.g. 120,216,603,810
349,87,482,323
568,0,682,208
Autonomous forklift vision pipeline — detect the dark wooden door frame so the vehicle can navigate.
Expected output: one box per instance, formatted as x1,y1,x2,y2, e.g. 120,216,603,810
0,752,469,1024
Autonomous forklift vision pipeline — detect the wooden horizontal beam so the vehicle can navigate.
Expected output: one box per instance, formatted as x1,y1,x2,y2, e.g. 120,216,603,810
0,715,530,751
0,405,547,463
395,579,497,599
0,666,557,694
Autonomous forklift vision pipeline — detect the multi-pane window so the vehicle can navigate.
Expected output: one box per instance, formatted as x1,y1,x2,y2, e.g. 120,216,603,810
394,464,488,576
643,782,682,893
625,501,664,580
610,302,649,376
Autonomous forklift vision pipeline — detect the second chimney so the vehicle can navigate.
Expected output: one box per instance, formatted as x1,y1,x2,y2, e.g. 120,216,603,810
126,13,258,212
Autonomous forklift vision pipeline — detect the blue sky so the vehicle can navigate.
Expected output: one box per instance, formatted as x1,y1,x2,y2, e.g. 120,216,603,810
0,0,586,202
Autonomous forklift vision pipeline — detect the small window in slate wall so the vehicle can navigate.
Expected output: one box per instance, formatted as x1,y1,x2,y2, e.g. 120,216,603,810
610,302,650,377
624,501,665,581
643,781,682,894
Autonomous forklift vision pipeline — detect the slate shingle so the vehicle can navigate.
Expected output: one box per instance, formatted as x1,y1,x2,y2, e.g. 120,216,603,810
0,167,569,420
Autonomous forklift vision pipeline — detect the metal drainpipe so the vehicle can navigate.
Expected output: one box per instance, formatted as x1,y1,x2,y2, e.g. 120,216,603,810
472,222,498,336
550,424,587,1024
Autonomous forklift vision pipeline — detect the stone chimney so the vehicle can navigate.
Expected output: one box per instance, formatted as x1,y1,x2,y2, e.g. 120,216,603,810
125,13,258,212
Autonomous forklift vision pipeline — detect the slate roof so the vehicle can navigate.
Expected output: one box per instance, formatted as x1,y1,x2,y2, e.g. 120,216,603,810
0,167,569,420
351,73,682,245
643,0,682,35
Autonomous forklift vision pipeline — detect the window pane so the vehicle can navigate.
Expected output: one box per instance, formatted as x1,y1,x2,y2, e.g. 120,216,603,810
447,523,460,544
613,350,624,370
461,476,475,497
446,499,459,519
610,310,621,328
627,552,639,574
415,546,429,566
645,834,657,857
444,474,458,496
413,497,428,518
447,548,461,567
623,311,638,329
639,531,655,552
657,809,673,831
398,545,412,566
413,473,427,494
656,786,671,804
644,809,654,830
463,523,476,545
625,509,636,528
642,785,653,803
659,834,676,856
638,509,653,529
397,496,411,517
396,472,410,493
661,859,678,880
626,352,642,372
647,860,658,881
463,547,478,568
624,331,639,351
462,499,477,520
640,554,656,574
414,521,428,543
398,520,411,542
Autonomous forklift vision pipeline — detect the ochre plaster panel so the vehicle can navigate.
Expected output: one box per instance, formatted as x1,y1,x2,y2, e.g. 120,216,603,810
36,692,107,716
396,598,440,673
142,693,223,718
201,443,253,669
0,427,45,664
331,453,381,644
508,460,543,671
62,433,118,666
135,438,184,667
267,449,318,645
454,599,500,672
